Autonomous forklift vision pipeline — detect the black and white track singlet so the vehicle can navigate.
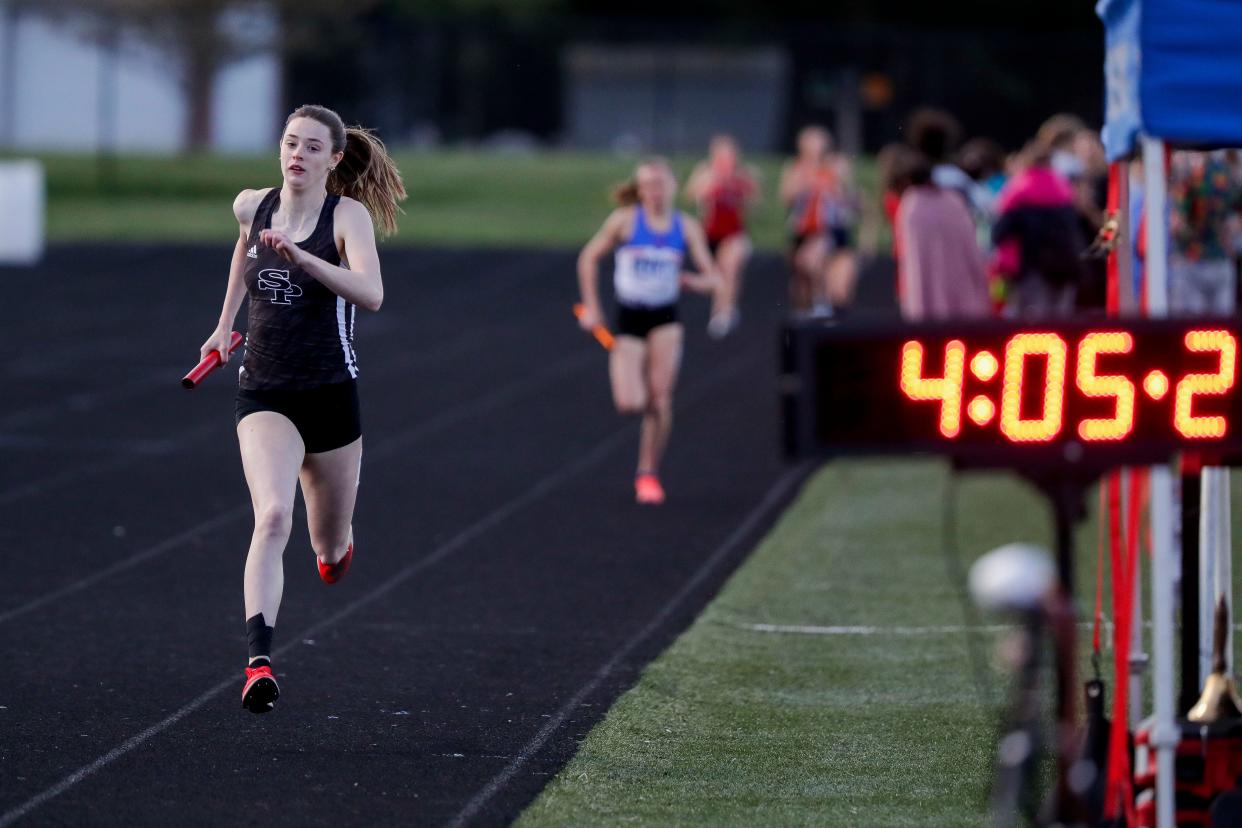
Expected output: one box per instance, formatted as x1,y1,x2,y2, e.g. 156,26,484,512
240,189,359,391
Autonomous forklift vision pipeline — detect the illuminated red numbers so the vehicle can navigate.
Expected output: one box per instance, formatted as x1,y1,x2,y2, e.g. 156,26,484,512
1174,330,1238,439
898,329,1239,446
1076,332,1137,441
1000,333,1068,442
900,340,966,437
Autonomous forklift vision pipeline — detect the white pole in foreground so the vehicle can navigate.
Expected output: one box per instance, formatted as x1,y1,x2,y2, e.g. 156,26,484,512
1142,134,1177,828
1214,469,1232,671
1119,165,1150,727
1202,470,1219,683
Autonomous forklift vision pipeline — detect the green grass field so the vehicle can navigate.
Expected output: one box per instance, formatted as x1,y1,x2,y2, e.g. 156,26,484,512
3,150,880,251
518,460,1242,827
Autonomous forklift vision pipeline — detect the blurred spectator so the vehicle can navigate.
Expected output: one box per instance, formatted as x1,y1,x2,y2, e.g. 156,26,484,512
1168,150,1242,314
684,134,759,337
1036,114,1107,309
1229,150,1242,299
907,108,979,211
1071,129,1110,309
991,138,1088,316
878,141,920,302
780,125,857,315
958,136,1008,250
896,152,989,320
1073,129,1110,221
1037,114,1089,185
959,137,1008,207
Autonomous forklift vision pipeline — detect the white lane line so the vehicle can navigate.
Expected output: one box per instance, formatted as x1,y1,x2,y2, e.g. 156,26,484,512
740,622,1013,636
0,506,251,626
0,426,631,828
0,324,516,506
740,622,1242,636
0,421,223,506
0,352,758,826
448,461,811,828
2,253,545,430
0,673,241,828
0,349,595,627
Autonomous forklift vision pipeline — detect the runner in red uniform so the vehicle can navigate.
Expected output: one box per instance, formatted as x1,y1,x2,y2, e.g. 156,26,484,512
685,135,758,338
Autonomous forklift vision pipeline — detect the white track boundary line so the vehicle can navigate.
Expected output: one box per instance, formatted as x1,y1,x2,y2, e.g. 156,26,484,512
741,622,1013,636
0,419,633,828
0,353,758,827
741,621,1242,636
448,461,810,828
0,349,595,628
0,505,252,626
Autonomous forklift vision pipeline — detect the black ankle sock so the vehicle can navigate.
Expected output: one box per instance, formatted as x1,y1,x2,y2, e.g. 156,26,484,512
246,613,274,661
249,657,270,669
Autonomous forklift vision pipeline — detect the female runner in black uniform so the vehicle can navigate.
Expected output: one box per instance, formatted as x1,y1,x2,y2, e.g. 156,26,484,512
198,104,405,713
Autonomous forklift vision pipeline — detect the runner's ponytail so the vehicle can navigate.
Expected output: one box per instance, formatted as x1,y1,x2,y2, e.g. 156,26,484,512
612,157,673,207
330,127,407,238
612,178,640,206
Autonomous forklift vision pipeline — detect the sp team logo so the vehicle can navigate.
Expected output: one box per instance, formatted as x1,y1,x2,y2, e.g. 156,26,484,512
257,269,303,305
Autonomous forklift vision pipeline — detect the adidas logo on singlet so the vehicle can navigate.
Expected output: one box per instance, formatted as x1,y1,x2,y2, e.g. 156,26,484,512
246,245,258,259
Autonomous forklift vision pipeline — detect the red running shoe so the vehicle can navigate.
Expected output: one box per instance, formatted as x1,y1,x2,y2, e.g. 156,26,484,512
635,473,666,505
241,664,279,714
317,543,353,584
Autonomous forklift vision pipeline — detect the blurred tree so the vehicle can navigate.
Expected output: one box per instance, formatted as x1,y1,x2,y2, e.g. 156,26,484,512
32,0,378,149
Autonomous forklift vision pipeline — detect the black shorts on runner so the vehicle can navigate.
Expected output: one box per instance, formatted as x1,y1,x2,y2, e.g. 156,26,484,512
789,230,822,253
236,380,362,454
790,228,853,253
829,225,854,251
708,234,740,258
615,304,680,339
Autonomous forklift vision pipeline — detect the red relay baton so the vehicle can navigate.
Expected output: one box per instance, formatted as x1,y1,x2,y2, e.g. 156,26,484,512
181,331,244,389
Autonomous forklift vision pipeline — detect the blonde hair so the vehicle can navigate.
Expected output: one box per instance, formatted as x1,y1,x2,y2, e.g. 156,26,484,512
285,104,407,237
611,157,673,206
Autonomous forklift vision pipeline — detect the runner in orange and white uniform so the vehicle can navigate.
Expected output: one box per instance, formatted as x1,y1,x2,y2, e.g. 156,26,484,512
685,135,759,338
779,125,858,315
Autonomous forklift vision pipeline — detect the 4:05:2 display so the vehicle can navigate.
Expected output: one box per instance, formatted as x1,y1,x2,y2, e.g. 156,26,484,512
899,329,1238,443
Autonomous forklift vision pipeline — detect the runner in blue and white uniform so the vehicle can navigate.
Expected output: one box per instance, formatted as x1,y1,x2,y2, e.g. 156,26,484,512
577,158,720,505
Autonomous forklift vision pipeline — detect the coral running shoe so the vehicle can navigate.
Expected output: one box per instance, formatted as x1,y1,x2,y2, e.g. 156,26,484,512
241,664,279,714
317,543,353,584
635,473,666,505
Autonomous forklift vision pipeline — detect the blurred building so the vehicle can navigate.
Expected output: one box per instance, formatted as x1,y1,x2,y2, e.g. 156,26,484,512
288,11,1102,155
563,45,789,154
0,2,279,153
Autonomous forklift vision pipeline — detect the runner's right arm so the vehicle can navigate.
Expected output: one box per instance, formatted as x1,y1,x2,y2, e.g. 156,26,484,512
200,189,262,364
576,208,628,331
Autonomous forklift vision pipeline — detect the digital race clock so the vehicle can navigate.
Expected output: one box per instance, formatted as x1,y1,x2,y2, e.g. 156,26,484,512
781,318,1242,470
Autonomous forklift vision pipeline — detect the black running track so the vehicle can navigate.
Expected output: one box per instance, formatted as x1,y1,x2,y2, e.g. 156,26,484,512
0,246,889,826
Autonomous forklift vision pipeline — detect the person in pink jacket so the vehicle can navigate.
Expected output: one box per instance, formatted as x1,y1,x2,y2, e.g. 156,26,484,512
897,154,990,320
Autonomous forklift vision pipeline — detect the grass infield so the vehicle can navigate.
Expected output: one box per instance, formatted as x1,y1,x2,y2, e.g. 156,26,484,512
517,459,1242,827
4,150,880,251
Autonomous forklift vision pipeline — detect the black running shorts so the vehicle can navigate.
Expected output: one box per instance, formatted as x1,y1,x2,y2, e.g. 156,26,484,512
235,380,361,454
615,304,680,339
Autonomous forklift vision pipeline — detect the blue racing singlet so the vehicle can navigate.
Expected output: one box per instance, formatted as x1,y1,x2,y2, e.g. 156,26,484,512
613,207,686,308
